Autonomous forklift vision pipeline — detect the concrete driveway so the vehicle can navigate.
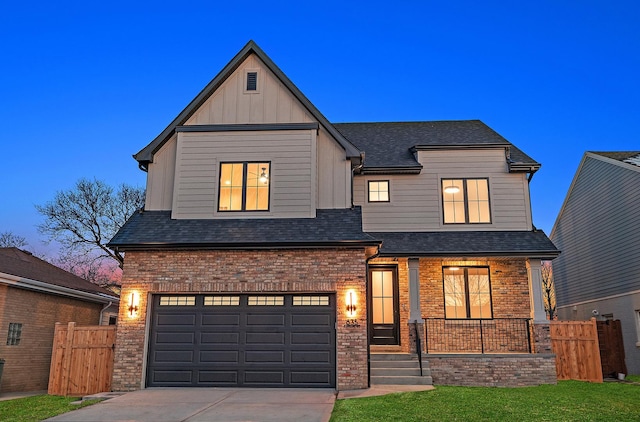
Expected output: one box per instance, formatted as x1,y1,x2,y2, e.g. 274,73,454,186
45,388,336,422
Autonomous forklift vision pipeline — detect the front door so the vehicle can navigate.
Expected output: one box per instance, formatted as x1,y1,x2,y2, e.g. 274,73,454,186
369,267,399,345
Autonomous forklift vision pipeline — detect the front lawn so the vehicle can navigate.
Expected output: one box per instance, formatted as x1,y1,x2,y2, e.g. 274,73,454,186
0,395,100,422
331,380,640,421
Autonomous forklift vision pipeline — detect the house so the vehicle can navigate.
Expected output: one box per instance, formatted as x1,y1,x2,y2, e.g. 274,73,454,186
551,151,640,375
0,247,119,393
108,41,559,391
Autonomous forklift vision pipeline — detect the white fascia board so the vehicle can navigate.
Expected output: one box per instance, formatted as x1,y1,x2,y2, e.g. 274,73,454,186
0,272,119,304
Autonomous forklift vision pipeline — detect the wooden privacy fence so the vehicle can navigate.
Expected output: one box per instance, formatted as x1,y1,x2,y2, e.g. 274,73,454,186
48,322,116,396
550,319,602,383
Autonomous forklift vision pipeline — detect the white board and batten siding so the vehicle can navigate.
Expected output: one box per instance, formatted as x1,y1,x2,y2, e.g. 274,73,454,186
354,148,532,232
143,52,351,215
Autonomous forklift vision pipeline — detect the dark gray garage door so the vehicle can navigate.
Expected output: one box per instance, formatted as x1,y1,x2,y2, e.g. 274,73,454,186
147,294,335,388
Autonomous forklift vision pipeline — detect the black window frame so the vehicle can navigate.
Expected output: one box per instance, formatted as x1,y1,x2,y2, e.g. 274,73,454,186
441,178,492,224
6,322,22,346
367,180,390,203
218,161,271,212
442,266,493,319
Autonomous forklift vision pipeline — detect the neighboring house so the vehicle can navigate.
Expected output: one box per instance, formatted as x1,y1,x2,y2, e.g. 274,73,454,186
108,41,559,391
0,248,119,393
551,151,640,375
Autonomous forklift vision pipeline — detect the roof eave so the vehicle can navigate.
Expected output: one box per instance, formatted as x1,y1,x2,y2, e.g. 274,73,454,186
109,240,381,251
360,166,423,175
377,250,560,259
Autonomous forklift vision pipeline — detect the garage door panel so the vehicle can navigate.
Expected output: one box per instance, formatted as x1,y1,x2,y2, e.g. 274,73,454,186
290,351,331,364
201,313,240,326
246,314,285,326
151,370,193,384
244,371,284,384
153,350,194,363
291,314,332,326
148,294,335,388
291,332,331,345
198,371,238,384
199,350,239,363
156,314,196,326
245,350,285,363
200,332,240,344
155,332,194,344
290,371,331,385
245,332,285,344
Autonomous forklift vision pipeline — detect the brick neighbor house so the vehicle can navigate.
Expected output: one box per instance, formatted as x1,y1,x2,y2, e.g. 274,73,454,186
108,41,559,391
0,247,119,393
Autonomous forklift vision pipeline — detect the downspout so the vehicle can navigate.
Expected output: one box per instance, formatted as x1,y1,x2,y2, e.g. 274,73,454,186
99,301,113,326
527,167,536,230
351,152,365,208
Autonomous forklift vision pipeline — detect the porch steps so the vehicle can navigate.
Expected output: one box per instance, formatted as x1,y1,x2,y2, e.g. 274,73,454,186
370,353,433,386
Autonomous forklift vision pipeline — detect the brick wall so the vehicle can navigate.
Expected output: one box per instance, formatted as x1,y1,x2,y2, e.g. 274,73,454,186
427,354,557,387
113,248,368,391
0,285,102,393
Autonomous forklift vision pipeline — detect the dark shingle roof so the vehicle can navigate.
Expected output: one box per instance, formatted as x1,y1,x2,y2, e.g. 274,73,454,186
591,151,640,167
334,120,538,170
369,230,559,258
109,208,379,249
0,248,117,296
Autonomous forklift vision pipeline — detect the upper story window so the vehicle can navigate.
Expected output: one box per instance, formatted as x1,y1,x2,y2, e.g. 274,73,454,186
443,267,492,319
368,180,390,202
442,178,491,224
219,162,270,212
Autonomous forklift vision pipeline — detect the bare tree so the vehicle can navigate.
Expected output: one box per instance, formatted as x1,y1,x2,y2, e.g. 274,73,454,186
51,249,122,293
36,178,145,269
0,231,28,248
541,261,556,320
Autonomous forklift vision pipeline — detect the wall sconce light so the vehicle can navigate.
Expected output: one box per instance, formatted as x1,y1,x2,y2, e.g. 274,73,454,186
346,290,357,318
128,292,139,317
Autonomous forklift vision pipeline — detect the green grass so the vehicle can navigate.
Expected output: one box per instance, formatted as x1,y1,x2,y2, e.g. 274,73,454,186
330,380,640,422
0,395,101,422
626,374,640,383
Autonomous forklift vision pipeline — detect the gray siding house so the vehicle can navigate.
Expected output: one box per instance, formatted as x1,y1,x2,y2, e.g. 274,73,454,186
551,151,640,375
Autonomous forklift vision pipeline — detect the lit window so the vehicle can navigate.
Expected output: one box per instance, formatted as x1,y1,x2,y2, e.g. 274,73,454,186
204,296,240,306
368,181,390,202
219,162,270,211
442,178,491,224
443,267,492,319
159,296,196,306
7,322,22,346
293,296,330,306
248,296,284,306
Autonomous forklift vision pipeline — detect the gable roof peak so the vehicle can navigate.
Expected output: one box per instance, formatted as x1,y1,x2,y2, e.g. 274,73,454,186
134,40,361,168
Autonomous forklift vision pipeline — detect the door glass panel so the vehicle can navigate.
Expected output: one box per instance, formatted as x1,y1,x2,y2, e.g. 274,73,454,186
372,270,395,324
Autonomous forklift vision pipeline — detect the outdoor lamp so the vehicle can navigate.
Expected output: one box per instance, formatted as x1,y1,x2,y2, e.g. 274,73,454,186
128,292,139,317
346,290,357,318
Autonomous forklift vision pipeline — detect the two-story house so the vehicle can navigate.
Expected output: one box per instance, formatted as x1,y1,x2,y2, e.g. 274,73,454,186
108,41,559,391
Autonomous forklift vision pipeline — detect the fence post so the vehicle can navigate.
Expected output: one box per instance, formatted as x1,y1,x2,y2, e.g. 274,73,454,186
62,322,76,396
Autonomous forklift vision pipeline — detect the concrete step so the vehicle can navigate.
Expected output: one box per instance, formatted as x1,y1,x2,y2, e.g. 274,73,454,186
371,367,431,377
371,375,433,385
370,353,417,361
370,360,419,368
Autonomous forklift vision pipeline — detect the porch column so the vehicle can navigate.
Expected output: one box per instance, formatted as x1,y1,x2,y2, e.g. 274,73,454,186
526,258,547,323
408,258,422,322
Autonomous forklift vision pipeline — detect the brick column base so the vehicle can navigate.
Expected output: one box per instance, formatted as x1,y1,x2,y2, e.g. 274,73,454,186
533,322,552,354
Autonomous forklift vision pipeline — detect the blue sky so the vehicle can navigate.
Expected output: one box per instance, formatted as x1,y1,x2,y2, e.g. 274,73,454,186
1,1,638,255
